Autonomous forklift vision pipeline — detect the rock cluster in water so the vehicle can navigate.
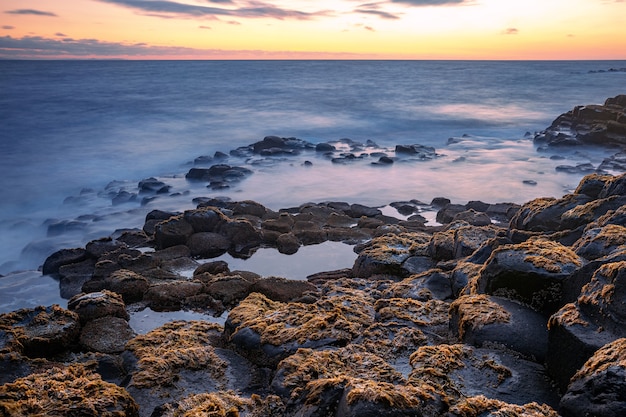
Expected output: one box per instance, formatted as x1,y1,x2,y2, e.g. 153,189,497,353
3,167,626,416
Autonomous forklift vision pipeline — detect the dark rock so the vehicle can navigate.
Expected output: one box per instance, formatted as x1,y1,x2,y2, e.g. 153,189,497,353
46,219,88,236
138,177,170,194
83,269,150,303
85,237,126,258
560,338,626,417
144,280,205,311
248,276,317,302
187,232,231,258
79,316,136,353
67,290,129,324
58,258,97,299
347,203,382,218
436,204,466,224
193,260,230,276
276,233,301,254
42,247,87,275
450,294,549,361
395,144,437,159
154,215,194,250
315,142,336,152
0,305,80,358
475,238,583,314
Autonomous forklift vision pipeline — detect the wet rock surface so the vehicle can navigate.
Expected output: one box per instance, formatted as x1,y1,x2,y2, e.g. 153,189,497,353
4,154,626,415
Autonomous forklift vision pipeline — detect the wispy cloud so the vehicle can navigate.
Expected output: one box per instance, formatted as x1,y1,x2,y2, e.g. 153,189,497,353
199,25,212,29
0,35,374,59
389,0,469,5
2,25,15,30
355,8,400,19
95,0,332,20
502,27,519,35
5,9,58,17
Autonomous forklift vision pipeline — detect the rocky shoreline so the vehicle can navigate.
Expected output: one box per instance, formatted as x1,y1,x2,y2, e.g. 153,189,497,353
2,96,626,416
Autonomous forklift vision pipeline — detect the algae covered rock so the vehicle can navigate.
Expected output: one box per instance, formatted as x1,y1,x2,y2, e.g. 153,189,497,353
225,292,375,366
0,363,139,417
352,232,431,278
0,304,80,358
449,294,548,361
475,238,583,314
447,395,559,417
68,289,129,324
560,338,626,417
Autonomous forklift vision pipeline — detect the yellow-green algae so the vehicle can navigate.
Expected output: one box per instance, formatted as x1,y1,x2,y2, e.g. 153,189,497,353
0,304,80,357
572,337,626,380
125,320,225,389
375,297,450,327
227,292,374,346
449,294,511,339
448,395,559,417
0,363,139,417
304,376,439,410
276,346,404,401
547,303,589,330
519,238,582,273
155,391,285,417
577,261,626,310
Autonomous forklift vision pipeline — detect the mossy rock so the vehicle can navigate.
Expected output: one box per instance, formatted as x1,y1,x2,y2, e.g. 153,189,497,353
447,395,559,417
0,363,139,417
225,292,375,367
560,338,626,417
475,238,583,314
0,304,80,358
408,344,559,408
573,224,626,260
153,391,285,417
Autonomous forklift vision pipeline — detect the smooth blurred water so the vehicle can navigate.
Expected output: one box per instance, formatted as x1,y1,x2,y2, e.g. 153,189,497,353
1,60,625,276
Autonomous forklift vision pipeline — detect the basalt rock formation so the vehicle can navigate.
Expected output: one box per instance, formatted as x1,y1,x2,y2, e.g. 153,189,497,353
3,169,626,416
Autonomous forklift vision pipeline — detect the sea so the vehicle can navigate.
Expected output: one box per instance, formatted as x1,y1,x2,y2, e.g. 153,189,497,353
1,60,625,314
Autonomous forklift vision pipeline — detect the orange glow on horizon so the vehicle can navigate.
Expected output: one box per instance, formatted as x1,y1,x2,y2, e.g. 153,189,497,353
0,0,624,60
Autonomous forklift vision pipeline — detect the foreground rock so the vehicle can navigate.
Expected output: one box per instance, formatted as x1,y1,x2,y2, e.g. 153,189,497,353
4,166,626,416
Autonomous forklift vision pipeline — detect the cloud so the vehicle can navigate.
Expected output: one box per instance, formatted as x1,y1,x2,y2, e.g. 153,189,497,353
95,0,332,20
356,7,400,19
0,34,372,59
5,9,58,17
388,0,468,4
502,27,519,35
55,32,67,36
2,25,15,30
199,25,212,29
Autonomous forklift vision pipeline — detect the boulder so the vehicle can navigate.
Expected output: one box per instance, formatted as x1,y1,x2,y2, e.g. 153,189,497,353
42,247,87,275
67,290,129,324
154,215,194,249
82,268,150,303
560,338,626,417
187,232,231,258
79,316,135,354
474,238,583,314
0,305,80,358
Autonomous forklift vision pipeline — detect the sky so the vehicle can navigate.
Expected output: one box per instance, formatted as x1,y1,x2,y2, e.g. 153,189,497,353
0,0,625,59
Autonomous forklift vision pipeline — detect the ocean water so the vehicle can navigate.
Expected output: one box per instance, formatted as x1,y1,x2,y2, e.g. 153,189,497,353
1,60,625,304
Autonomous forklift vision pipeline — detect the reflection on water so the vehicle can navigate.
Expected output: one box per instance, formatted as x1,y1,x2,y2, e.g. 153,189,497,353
128,307,226,334
212,241,358,280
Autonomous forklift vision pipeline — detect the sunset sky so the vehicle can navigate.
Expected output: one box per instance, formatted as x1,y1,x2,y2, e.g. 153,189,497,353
1,0,625,59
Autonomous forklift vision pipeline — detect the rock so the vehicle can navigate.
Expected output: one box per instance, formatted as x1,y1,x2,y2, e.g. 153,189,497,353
315,142,336,152
225,292,375,367
187,232,231,258
276,232,300,254
451,209,492,226
474,238,583,314
79,316,135,353
347,203,382,218
249,276,317,302
450,294,549,361
42,247,87,275
510,194,592,232
409,344,559,410
144,280,205,311
67,290,129,324
534,95,626,147
436,204,467,224
0,305,80,358
154,215,194,250
573,224,626,260
193,260,230,276
0,364,139,417
560,338,626,417
85,237,126,258
352,232,431,278
58,257,97,299
138,177,170,194
395,144,438,159
447,396,559,417
183,206,228,233
383,270,453,301
219,218,262,254
83,269,150,303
